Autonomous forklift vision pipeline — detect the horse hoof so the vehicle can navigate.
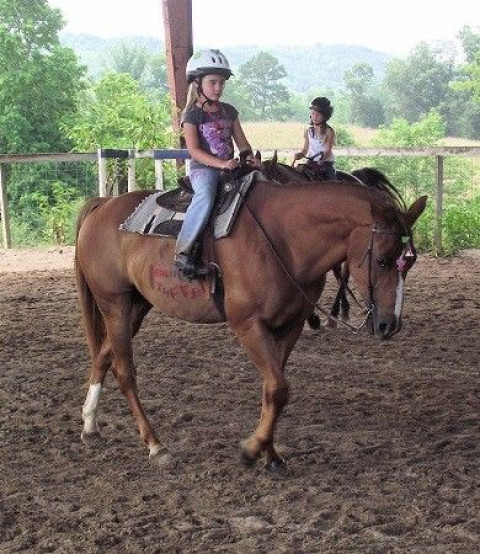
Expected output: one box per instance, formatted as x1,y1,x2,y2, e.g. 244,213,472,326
81,430,101,445
265,457,288,476
149,449,176,470
239,450,258,467
306,314,321,330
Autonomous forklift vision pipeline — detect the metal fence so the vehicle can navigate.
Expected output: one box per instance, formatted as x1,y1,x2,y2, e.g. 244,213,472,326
1,147,479,251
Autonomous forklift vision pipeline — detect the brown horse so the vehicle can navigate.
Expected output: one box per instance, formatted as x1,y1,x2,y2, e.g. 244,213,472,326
75,179,427,470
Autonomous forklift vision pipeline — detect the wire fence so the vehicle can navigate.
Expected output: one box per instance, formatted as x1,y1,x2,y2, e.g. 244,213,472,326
1,148,479,253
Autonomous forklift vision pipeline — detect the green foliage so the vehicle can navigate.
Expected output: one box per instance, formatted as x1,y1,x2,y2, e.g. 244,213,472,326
67,72,177,190
452,51,480,103
382,43,455,123
102,41,168,96
29,181,83,244
367,111,446,200
458,26,480,64
441,197,480,253
235,52,291,121
0,0,86,153
362,111,477,254
68,72,173,151
103,41,149,81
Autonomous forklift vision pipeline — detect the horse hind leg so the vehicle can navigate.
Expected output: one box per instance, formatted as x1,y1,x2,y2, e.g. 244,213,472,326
82,295,156,454
81,341,113,443
100,294,166,459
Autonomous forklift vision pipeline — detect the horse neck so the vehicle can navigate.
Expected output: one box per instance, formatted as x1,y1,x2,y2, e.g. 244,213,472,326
252,182,372,275
263,162,307,183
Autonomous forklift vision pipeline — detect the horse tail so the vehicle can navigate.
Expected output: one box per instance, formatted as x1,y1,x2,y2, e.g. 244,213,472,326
75,198,109,364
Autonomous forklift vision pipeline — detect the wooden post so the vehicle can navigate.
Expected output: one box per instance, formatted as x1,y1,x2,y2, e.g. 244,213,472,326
162,0,192,142
97,149,108,197
0,163,12,248
435,155,444,254
127,149,136,192
154,159,164,190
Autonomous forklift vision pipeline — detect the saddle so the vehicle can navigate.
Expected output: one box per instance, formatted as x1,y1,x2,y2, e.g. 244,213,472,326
120,168,264,240
297,162,329,181
155,173,246,218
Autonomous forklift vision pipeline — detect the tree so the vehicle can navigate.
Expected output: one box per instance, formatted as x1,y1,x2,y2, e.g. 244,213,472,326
236,52,290,121
68,73,175,190
142,52,168,95
103,41,149,82
382,43,455,124
458,26,480,63
0,0,86,153
344,62,385,127
68,72,174,151
449,27,480,137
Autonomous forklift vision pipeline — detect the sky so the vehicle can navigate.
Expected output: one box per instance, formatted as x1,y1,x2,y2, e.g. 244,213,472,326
47,0,479,57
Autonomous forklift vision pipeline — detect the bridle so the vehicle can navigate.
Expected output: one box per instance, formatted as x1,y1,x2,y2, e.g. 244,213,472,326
237,187,414,333
357,225,416,329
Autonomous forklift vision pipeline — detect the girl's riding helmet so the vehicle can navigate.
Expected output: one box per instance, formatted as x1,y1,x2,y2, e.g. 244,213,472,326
186,49,233,83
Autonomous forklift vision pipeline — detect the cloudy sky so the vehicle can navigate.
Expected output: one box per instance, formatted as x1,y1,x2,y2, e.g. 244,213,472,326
47,0,478,56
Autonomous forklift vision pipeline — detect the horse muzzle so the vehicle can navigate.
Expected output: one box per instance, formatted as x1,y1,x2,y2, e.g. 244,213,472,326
368,311,402,340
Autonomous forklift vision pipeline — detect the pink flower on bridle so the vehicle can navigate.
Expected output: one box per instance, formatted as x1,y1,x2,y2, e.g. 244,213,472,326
396,237,415,272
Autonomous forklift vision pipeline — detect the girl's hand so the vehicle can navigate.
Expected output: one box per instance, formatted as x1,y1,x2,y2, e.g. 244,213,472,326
222,159,239,171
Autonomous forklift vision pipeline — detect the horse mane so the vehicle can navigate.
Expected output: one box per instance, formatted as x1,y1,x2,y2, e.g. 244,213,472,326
260,155,407,213
350,167,406,210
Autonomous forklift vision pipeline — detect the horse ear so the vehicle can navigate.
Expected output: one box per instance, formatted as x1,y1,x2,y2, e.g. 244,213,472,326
272,150,278,164
255,150,262,162
405,195,428,227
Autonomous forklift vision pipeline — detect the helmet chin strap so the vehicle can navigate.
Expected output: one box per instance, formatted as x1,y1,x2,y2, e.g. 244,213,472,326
197,77,218,107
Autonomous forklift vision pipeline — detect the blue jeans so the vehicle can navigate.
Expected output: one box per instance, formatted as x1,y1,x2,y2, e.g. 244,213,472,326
175,168,221,257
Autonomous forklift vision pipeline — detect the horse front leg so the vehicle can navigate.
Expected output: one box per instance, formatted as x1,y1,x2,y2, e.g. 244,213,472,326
233,319,304,471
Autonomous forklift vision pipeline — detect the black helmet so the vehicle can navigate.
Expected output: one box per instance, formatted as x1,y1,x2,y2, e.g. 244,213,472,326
309,97,333,121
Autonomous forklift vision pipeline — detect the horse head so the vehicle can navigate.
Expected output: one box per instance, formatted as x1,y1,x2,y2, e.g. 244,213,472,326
346,194,428,339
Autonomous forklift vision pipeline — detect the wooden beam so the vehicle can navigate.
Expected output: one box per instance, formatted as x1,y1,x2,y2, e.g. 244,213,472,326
162,0,193,144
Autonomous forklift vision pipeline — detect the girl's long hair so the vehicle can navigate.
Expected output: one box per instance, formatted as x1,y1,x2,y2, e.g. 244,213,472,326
181,82,200,123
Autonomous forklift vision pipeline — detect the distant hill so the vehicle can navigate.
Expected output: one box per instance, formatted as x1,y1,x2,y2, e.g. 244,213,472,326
60,33,393,93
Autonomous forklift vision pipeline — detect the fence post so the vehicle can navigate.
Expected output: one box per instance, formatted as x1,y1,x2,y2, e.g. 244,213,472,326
0,163,12,248
97,149,108,197
154,159,164,191
434,155,444,254
127,149,136,192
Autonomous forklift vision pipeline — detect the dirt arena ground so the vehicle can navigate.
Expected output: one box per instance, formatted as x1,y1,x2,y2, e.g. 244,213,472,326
1,247,479,553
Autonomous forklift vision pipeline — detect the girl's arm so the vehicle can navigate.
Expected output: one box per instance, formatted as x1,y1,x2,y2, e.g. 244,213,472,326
232,118,254,155
294,129,309,160
183,122,238,170
321,127,336,160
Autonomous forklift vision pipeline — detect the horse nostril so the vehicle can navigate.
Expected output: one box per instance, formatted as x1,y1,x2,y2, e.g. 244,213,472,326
378,322,389,335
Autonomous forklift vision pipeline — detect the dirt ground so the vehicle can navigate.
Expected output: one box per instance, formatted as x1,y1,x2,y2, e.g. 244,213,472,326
1,247,479,553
